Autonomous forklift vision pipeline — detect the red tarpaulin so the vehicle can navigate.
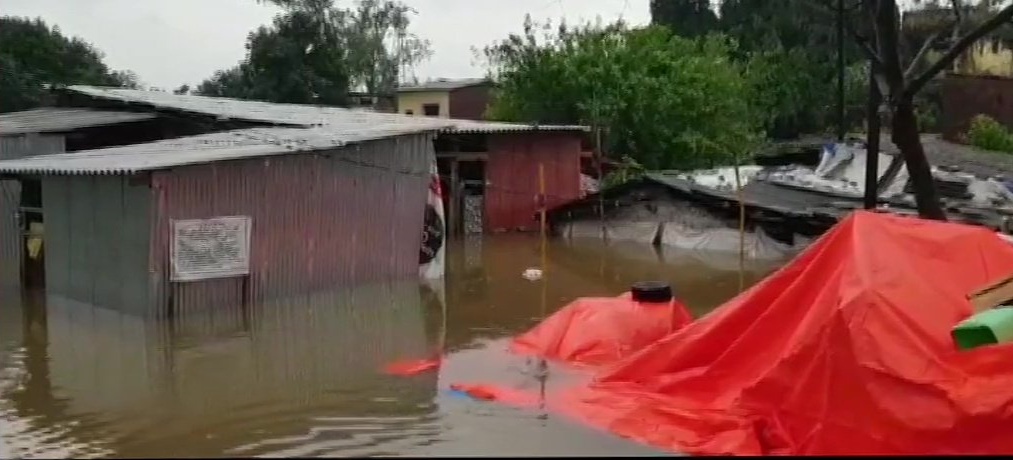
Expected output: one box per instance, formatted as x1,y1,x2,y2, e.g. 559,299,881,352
510,293,693,368
454,211,1013,455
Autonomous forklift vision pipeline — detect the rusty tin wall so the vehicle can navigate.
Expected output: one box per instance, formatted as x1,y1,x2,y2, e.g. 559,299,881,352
0,134,66,291
150,133,434,315
484,132,583,232
41,175,154,314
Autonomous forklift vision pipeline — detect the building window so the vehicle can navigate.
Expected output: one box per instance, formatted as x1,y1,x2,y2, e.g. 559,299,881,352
423,103,440,117
405,109,414,115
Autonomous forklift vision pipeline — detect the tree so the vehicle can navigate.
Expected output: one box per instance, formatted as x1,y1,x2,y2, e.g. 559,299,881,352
650,0,719,37
0,16,140,112
650,1,868,138
342,0,432,96
198,7,350,105
485,19,762,170
809,0,1013,220
201,0,429,104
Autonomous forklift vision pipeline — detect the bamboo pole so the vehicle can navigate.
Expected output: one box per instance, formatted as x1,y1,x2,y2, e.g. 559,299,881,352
537,162,549,417
734,155,746,293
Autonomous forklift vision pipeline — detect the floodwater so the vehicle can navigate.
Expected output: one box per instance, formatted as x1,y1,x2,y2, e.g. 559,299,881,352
0,235,783,458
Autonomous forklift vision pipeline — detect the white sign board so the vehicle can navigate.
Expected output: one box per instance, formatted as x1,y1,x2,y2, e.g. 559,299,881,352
171,216,252,282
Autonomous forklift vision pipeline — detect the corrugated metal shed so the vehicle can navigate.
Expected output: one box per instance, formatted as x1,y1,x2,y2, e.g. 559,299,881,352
64,85,588,134
0,126,438,175
0,108,156,135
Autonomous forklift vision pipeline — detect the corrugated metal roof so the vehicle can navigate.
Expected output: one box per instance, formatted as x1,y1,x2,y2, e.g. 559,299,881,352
0,126,437,175
396,78,490,92
0,107,156,135
64,86,588,134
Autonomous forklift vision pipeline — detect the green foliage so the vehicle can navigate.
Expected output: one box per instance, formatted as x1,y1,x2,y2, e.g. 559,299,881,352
485,19,762,171
968,114,1013,153
200,0,430,104
601,155,647,189
342,0,432,95
718,0,866,138
0,16,140,112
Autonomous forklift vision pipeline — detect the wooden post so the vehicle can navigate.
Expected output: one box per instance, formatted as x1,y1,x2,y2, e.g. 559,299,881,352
836,0,846,141
864,59,882,210
537,161,549,417
595,118,606,241
538,162,547,248
449,158,460,238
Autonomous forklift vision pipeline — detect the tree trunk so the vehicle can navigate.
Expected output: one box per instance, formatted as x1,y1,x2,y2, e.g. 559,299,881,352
890,99,947,221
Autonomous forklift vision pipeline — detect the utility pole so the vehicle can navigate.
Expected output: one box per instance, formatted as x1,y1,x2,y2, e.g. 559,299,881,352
836,0,846,142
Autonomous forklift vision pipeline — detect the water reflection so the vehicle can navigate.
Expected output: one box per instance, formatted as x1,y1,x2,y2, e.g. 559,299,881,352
0,235,781,458
4,283,441,458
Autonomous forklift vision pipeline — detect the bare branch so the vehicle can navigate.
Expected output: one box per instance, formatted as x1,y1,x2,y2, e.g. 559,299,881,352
904,30,943,79
875,0,907,91
950,0,964,43
904,1,966,80
906,3,1013,98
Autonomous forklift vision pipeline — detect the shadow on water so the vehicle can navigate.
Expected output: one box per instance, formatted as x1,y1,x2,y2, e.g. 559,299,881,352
0,235,785,458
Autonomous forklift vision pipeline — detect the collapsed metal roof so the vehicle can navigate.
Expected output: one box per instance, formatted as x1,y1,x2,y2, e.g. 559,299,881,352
0,127,437,175
64,86,587,134
0,107,156,135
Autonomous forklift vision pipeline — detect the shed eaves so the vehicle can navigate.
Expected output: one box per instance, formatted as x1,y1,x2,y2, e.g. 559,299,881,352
65,86,588,134
0,107,156,135
0,126,438,175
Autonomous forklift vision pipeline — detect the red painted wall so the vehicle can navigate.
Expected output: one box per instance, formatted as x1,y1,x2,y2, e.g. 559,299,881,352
448,84,492,120
941,74,1013,142
484,133,582,232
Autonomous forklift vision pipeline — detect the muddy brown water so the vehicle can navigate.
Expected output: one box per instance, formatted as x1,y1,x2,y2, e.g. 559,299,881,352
0,235,782,458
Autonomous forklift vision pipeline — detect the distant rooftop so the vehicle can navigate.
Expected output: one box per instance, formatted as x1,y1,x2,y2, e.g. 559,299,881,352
0,126,435,175
0,107,155,135
62,86,584,135
396,78,490,93
0,87,588,175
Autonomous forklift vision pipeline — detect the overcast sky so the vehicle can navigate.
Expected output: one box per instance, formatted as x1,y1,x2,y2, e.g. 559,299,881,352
2,0,649,90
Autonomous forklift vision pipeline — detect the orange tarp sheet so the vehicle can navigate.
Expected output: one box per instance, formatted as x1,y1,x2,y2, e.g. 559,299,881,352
454,211,1013,455
510,293,693,368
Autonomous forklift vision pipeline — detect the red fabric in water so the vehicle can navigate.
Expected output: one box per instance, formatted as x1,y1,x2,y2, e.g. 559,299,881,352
456,211,1013,455
510,294,693,367
383,357,441,376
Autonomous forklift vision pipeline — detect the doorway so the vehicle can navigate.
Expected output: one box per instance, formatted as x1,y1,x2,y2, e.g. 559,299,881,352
458,160,485,235
20,178,44,289
437,157,487,238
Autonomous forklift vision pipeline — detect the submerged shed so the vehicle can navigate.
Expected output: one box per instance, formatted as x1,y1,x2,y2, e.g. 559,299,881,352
0,123,445,317
0,108,166,289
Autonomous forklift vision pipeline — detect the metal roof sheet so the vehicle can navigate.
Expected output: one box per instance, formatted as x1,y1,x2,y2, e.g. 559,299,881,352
0,126,437,175
396,78,490,92
64,86,588,134
0,107,156,135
